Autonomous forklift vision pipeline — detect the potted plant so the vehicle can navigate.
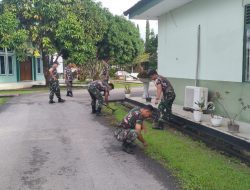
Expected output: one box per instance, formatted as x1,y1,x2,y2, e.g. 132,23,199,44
193,99,205,122
207,102,223,127
124,85,131,98
212,92,250,133
137,71,150,98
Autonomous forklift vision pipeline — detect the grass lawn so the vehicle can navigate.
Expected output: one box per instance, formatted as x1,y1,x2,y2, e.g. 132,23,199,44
104,103,250,190
112,81,143,89
0,97,9,105
0,87,48,95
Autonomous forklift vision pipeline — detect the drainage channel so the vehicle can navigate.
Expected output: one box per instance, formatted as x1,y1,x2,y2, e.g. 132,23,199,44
118,98,250,166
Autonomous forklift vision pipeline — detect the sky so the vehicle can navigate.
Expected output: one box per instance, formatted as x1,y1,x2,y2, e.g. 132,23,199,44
94,0,158,40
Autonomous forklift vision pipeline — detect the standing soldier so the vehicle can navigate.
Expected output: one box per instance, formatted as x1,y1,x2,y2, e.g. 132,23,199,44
147,69,176,129
88,80,114,116
100,61,110,85
114,105,154,154
65,63,74,97
48,62,65,104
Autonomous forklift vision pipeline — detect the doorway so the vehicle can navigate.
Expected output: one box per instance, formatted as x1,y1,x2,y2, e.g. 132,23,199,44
20,58,32,81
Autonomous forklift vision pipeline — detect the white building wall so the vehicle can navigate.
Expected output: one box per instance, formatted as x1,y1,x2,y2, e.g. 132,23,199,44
158,0,245,82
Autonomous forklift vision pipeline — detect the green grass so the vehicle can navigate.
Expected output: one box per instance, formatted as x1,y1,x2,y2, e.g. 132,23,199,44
0,87,48,95
0,97,9,105
104,103,250,190
112,81,143,89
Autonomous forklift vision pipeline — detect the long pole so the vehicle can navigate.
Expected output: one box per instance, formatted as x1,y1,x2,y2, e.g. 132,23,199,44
195,25,201,87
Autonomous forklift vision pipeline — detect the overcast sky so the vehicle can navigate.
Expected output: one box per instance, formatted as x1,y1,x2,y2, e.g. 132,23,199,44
94,0,158,40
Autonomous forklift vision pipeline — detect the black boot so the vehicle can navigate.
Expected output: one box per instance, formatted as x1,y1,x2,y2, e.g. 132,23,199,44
122,142,134,154
66,91,70,96
49,100,56,104
152,120,164,130
96,108,102,116
92,105,96,114
58,98,65,103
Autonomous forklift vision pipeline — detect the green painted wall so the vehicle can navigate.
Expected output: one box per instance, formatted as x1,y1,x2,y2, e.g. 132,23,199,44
169,77,250,123
158,0,245,82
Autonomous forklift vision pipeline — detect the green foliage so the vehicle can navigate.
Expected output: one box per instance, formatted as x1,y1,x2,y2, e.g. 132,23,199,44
105,103,250,190
98,15,144,65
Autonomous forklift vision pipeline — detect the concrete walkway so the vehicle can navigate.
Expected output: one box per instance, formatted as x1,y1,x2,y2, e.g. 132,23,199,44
0,90,179,190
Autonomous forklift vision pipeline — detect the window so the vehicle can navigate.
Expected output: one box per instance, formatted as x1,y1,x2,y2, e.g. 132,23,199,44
8,56,13,75
0,56,5,75
244,5,250,81
37,58,42,74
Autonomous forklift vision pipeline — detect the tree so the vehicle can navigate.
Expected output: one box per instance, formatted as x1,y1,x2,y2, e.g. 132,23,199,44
97,15,144,65
145,21,158,69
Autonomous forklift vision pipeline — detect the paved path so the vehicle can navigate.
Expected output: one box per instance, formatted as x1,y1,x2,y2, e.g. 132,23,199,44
0,90,179,190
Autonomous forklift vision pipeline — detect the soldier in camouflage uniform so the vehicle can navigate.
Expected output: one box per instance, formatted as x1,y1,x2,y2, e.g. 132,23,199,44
100,61,110,85
49,62,65,104
88,80,114,115
148,69,176,129
114,105,154,154
65,63,74,97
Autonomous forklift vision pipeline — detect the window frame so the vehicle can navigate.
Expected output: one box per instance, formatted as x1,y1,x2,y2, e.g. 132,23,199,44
0,55,6,75
243,5,250,82
7,55,14,75
37,57,42,74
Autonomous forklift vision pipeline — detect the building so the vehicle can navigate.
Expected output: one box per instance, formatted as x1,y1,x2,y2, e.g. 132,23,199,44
0,48,45,88
125,0,250,123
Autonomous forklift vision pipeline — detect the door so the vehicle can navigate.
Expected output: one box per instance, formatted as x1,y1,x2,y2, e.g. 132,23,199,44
20,58,32,81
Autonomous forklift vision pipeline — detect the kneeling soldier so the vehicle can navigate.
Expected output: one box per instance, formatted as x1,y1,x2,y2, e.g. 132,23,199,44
88,80,114,116
115,105,154,154
148,69,176,129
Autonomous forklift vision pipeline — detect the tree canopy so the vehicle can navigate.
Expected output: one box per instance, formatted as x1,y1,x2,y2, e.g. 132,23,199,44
0,0,144,81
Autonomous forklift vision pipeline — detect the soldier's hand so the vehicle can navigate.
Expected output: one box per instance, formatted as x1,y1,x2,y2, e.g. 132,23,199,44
143,142,148,148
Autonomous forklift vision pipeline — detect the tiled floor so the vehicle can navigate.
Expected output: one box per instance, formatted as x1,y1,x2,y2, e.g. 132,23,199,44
129,96,250,143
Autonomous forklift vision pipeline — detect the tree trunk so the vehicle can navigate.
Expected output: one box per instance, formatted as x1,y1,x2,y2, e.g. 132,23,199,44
42,52,50,86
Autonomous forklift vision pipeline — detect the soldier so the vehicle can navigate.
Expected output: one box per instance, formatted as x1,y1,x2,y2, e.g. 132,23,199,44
65,63,74,97
100,61,110,85
88,80,114,116
114,105,154,154
48,62,65,104
148,69,176,129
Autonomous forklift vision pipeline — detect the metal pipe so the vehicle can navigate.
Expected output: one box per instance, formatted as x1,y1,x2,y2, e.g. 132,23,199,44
195,25,201,87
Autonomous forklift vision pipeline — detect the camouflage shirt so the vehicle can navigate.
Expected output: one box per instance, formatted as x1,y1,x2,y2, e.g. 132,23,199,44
65,66,73,81
120,107,143,129
50,68,59,81
89,80,108,92
155,75,175,98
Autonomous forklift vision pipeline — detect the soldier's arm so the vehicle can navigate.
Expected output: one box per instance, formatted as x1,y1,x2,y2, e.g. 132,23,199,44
155,84,162,104
104,91,109,104
135,123,147,147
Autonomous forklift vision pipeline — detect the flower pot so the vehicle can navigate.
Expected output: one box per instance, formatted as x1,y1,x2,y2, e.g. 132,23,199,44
210,116,223,127
193,111,202,122
125,93,131,98
228,123,240,133
146,97,152,103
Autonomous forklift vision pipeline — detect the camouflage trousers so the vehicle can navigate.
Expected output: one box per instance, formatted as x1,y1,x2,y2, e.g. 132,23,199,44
157,91,176,121
49,80,61,100
65,80,72,93
88,86,104,110
114,127,138,144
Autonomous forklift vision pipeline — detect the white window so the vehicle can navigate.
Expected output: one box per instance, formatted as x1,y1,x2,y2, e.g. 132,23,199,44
0,48,14,75
37,58,42,74
8,56,13,75
0,55,5,75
